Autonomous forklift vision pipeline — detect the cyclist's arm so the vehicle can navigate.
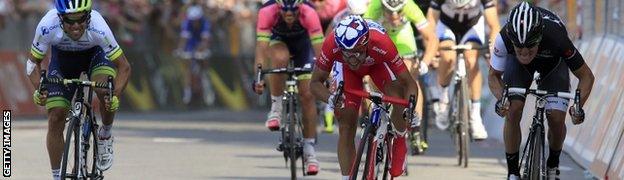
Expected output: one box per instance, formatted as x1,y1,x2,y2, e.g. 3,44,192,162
28,11,55,89
488,67,505,100
416,24,438,65
483,2,500,48
571,64,594,107
405,1,438,65
554,25,594,107
488,33,507,100
255,40,270,73
26,53,43,89
310,67,331,103
93,11,131,96
312,37,337,102
396,68,419,102
426,1,442,30
110,54,131,96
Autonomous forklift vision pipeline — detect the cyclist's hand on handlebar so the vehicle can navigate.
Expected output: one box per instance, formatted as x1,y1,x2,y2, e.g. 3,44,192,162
495,98,510,117
252,80,265,95
104,95,120,112
327,93,345,109
569,106,585,125
403,109,420,127
33,90,47,106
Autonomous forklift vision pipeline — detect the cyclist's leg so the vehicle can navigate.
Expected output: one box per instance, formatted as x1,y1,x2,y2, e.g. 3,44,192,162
370,62,408,177
89,47,118,132
538,60,570,172
293,37,318,140
391,24,423,120
293,37,320,174
45,47,88,174
264,37,290,130
434,21,456,128
334,62,364,175
459,16,488,139
435,21,457,88
87,47,118,170
502,56,534,177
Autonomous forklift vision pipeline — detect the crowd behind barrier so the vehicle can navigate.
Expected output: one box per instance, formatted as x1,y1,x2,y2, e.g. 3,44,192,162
0,0,262,113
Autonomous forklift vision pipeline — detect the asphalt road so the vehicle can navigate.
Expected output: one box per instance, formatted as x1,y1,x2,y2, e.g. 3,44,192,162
9,110,591,180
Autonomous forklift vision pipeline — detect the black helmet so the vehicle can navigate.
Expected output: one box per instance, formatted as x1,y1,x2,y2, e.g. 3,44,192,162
506,2,544,48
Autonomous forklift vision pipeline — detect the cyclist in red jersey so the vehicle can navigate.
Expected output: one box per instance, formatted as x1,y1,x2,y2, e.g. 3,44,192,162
310,15,419,179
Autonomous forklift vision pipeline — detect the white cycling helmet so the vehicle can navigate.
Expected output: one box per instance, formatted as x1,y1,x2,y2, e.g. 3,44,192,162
186,5,203,20
381,0,407,12
449,0,472,8
348,0,370,15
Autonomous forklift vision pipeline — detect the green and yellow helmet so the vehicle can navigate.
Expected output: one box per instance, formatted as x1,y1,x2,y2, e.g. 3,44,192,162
55,0,92,14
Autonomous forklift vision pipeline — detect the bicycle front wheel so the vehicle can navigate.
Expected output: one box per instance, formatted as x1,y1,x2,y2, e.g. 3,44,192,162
60,117,80,179
287,98,297,180
459,79,470,168
350,124,374,180
527,125,545,180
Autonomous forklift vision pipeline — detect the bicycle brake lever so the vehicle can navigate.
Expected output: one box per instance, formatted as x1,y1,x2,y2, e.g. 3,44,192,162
107,76,114,101
256,64,262,84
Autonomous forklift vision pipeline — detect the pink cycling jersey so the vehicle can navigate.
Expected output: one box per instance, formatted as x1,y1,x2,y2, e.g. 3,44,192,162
256,2,324,44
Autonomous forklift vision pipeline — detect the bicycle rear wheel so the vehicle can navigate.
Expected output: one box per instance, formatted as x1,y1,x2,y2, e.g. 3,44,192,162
60,117,80,179
527,125,545,180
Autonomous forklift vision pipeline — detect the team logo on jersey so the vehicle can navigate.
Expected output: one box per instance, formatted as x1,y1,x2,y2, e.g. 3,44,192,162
372,46,387,55
41,26,49,36
563,49,576,58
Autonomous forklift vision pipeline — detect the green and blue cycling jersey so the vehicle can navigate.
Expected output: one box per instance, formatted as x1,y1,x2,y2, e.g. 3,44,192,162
363,0,429,58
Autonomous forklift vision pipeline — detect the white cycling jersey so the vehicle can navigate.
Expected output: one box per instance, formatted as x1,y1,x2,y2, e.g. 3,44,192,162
30,9,123,61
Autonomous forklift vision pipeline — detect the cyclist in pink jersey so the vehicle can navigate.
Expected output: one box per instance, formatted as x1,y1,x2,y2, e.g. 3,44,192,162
253,0,324,175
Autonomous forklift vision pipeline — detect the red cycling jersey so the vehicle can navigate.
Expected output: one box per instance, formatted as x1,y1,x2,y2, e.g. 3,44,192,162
317,28,408,109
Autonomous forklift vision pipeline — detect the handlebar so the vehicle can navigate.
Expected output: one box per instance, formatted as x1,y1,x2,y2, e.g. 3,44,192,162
255,64,312,76
332,81,414,108
438,44,489,52
38,70,114,101
254,64,312,83
345,89,410,107
507,87,576,99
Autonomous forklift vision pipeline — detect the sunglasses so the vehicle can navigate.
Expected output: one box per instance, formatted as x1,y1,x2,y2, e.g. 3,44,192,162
280,4,299,12
341,45,367,58
512,35,542,48
60,13,90,25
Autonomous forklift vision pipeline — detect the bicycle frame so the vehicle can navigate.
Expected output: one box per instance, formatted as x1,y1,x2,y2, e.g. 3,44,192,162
40,71,112,180
521,93,548,179
336,85,414,180
504,87,578,180
256,64,311,179
69,80,102,179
